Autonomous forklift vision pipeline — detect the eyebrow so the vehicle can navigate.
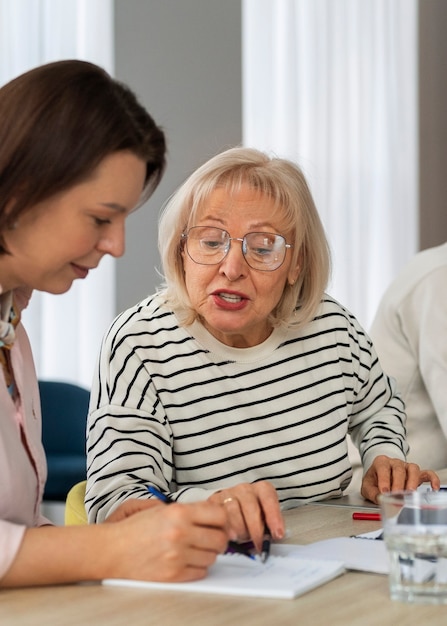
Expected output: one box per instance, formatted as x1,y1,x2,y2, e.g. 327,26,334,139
200,216,277,231
99,202,128,213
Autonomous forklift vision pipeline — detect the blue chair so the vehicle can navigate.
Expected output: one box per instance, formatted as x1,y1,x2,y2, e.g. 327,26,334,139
39,380,90,501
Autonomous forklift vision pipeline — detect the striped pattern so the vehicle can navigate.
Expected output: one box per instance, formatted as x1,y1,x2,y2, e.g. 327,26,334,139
86,293,407,522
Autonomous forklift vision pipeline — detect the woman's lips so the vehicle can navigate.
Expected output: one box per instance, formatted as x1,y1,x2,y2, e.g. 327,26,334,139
71,263,90,279
211,291,248,310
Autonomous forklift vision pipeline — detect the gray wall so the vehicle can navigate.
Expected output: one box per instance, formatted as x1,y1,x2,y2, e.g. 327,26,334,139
419,0,447,250
114,0,242,312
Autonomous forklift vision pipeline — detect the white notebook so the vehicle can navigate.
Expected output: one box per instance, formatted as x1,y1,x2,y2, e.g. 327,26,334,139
103,553,345,600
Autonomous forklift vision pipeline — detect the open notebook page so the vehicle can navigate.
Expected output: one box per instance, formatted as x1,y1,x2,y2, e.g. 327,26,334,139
103,553,345,600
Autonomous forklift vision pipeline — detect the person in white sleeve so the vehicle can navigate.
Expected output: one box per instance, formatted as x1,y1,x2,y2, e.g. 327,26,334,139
370,242,447,470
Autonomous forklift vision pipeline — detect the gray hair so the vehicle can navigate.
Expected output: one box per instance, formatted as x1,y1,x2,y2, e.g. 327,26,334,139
158,146,331,329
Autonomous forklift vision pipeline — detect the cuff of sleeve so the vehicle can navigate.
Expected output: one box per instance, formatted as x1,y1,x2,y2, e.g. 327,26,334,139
0,521,26,580
362,446,406,475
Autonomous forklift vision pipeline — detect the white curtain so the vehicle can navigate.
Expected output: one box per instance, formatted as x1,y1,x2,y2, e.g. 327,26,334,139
0,0,114,388
242,0,418,329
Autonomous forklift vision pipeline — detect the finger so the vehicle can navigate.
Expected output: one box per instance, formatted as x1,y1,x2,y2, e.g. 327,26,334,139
373,461,393,494
206,491,243,540
173,564,214,583
149,505,229,559
237,491,266,550
226,482,282,549
360,477,380,504
402,462,422,490
188,525,229,558
236,482,284,550
185,501,229,533
153,552,213,583
176,566,209,582
220,487,265,547
421,470,441,490
220,495,248,541
390,461,411,491
256,482,284,540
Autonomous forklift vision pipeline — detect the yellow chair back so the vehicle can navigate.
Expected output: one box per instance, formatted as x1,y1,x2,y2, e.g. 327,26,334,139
65,480,88,525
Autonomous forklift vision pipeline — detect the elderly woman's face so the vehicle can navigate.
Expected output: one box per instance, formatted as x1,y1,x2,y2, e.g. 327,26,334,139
182,184,299,348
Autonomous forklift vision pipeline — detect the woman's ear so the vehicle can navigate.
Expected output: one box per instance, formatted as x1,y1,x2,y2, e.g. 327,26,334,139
2,198,19,227
3,197,16,216
288,247,303,286
287,261,300,286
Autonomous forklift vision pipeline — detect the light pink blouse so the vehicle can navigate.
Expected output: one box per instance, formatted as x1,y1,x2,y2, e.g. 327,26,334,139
0,287,50,580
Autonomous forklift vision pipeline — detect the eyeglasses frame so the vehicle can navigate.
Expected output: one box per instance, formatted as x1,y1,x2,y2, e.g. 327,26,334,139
181,226,293,272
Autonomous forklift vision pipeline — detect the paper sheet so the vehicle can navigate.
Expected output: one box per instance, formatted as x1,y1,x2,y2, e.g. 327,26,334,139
103,553,345,599
273,535,389,575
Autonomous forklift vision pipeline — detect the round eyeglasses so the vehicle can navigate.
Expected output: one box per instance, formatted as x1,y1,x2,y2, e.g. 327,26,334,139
181,226,293,271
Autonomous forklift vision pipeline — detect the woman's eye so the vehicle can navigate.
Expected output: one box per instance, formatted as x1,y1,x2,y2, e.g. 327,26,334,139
253,247,272,256
94,217,111,226
202,239,221,250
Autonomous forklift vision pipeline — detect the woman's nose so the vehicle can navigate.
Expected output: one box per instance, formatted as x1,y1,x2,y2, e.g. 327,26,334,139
219,239,248,280
96,223,126,258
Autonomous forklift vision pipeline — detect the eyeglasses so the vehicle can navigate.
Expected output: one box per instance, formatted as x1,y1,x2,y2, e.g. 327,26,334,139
181,226,293,271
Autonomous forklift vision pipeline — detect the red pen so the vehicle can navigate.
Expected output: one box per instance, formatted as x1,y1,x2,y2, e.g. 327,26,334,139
352,512,381,521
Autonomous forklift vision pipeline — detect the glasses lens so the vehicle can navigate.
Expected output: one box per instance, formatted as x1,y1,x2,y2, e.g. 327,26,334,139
183,227,289,271
244,233,286,270
186,227,229,265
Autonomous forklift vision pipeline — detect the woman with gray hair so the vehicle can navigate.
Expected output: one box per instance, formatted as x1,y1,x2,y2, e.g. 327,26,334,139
86,146,438,553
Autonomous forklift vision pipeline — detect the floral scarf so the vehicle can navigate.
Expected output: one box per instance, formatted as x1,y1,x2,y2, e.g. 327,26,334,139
0,292,21,391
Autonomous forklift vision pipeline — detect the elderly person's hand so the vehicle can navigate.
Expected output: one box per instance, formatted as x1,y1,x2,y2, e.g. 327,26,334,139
361,455,440,504
208,480,285,552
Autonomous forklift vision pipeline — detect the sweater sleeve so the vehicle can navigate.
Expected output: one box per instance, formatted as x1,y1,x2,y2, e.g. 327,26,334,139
85,328,197,522
401,267,447,437
346,313,408,472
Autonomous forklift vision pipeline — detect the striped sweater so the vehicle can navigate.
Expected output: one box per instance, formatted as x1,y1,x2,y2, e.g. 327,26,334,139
85,293,407,522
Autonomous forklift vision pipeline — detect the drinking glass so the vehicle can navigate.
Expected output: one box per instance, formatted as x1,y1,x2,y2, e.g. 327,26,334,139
379,490,447,604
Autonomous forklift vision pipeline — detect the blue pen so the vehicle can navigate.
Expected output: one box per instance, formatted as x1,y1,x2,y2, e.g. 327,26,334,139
260,525,271,563
147,484,173,503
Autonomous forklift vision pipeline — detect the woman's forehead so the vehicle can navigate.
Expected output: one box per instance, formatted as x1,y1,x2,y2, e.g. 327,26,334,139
192,183,283,216
194,184,293,224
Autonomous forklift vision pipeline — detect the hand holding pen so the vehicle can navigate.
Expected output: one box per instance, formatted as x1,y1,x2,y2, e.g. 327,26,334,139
206,480,284,562
148,486,255,561
98,486,229,583
149,485,275,562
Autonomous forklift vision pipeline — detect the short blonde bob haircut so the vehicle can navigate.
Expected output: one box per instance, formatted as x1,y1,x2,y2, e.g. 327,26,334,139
158,146,331,330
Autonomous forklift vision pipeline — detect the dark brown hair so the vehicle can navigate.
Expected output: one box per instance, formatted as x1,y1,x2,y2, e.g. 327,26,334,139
0,59,166,253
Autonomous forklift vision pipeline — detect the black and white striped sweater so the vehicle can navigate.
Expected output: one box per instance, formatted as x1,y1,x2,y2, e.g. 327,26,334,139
85,293,407,522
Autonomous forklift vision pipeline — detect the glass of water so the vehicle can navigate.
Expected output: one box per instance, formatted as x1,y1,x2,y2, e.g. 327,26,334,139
379,490,447,604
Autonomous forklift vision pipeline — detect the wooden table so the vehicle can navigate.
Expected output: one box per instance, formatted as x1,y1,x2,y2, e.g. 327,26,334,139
3,478,447,626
